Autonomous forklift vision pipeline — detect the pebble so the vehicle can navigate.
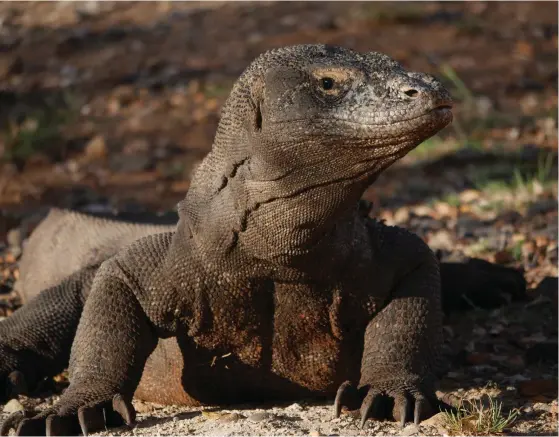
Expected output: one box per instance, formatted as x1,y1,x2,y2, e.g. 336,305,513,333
401,424,420,436
247,411,273,422
219,412,243,423
533,402,552,412
459,189,481,203
6,229,22,251
428,229,455,252
83,135,107,161
133,401,155,414
421,412,447,427
3,399,24,414
393,207,410,224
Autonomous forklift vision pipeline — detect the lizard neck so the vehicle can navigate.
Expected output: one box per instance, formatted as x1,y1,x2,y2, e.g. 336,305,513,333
178,137,385,271
175,67,398,271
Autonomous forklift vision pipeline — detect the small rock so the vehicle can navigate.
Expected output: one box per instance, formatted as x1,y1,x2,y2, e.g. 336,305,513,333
428,230,455,252
309,429,321,437
286,402,303,411
551,401,558,418
459,189,481,203
475,96,494,117
413,205,434,217
533,402,552,413
401,424,419,436
433,202,457,218
83,135,107,161
247,411,273,422
6,228,22,250
393,207,410,224
421,412,447,428
133,401,154,414
75,1,101,18
3,398,24,414
219,412,243,423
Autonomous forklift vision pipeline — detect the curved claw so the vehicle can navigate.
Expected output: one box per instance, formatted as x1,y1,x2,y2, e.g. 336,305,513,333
15,417,46,436
389,393,410,428
0,410,34,436
46,414,80,436
413,394,431,425
333,381,353,418
360,388,381,429
78,407,106,436
399,399,408,428
414,398,422,425
112,394,135,426
5,393,136,437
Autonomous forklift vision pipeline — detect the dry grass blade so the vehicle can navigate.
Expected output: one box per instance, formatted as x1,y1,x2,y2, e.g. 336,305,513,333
442,395,519,435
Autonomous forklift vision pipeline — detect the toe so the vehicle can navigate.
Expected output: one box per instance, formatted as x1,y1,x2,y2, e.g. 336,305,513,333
16,417,46,436
360,388,382,429
78,406,106,436
45,415,80,437
412,393,433,424
111,394,135,426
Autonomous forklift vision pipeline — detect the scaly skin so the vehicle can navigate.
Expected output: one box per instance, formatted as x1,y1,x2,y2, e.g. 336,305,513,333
0,44,525,436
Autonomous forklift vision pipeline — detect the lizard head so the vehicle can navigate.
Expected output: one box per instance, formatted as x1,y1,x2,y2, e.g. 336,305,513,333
250,44,452,170
184,45,453,265
256,45,452,153
208,44,452,193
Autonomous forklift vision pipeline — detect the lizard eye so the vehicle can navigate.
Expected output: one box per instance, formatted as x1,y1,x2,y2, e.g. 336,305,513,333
321,77,335,90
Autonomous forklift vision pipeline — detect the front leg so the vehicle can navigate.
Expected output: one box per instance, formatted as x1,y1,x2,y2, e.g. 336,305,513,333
336,226,443,427
12,264,158,436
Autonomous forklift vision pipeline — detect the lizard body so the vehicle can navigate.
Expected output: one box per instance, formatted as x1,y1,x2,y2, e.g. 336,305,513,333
0,44,524,436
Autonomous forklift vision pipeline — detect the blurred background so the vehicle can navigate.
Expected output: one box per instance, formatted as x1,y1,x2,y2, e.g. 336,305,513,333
0,2,557,433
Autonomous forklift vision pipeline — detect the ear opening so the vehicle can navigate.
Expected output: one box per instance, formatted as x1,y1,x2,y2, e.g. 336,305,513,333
254,101,262,131
250,77,264,132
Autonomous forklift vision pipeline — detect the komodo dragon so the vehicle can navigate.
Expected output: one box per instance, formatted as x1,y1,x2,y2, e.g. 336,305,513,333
0,44,525,436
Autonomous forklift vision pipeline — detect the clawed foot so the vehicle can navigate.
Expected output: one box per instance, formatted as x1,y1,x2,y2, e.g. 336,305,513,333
1,394,135,436
333,380,439,428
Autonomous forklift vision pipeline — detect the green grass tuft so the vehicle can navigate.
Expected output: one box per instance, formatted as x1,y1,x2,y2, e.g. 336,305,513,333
442,396,519,435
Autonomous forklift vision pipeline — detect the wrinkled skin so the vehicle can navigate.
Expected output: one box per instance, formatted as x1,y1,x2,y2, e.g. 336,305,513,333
0,45,524,436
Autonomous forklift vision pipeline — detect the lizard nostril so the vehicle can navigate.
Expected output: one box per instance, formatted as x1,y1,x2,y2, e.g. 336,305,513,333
402,88,419,98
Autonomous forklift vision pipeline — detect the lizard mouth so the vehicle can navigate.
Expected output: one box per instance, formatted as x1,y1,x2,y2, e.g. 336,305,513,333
431,101,454,112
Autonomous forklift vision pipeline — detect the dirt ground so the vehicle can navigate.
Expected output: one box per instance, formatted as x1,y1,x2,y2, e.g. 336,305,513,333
0,1,557,436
